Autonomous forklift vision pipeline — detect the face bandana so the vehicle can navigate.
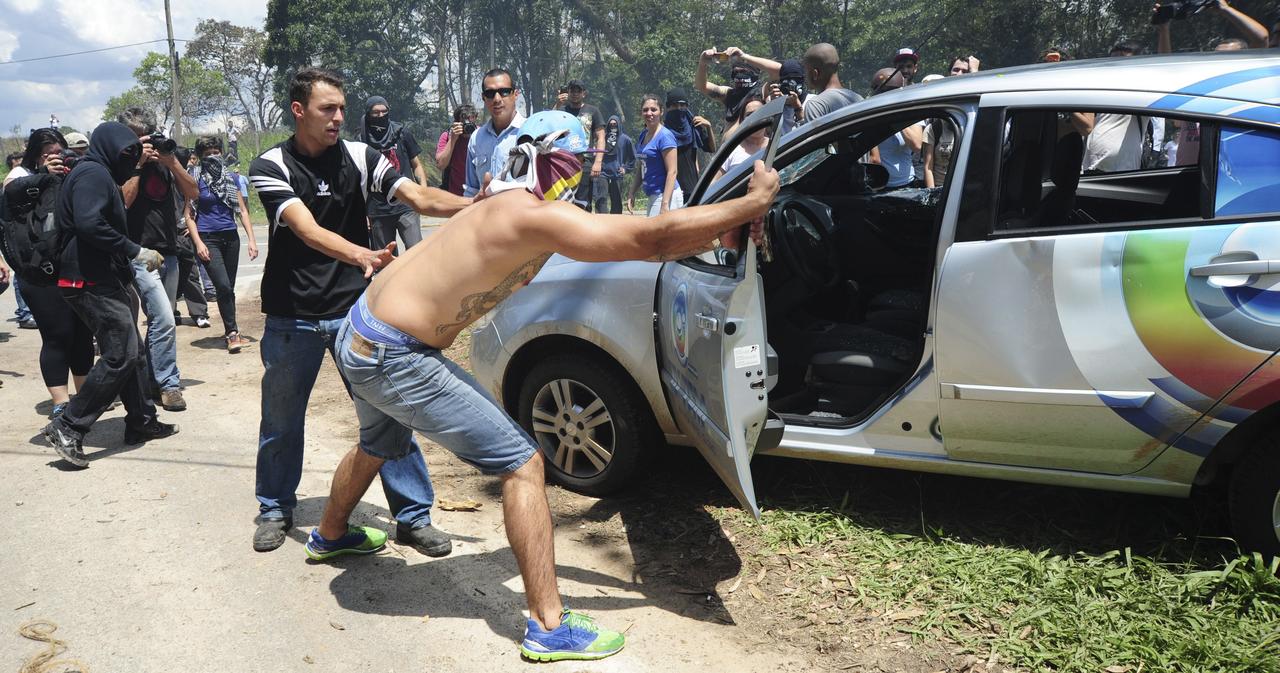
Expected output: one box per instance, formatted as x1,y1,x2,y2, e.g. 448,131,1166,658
487,131,584,202
194,154,239,211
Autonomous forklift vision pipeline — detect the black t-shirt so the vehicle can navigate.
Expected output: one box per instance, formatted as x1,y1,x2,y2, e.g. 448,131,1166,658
366,128,421,219
564,103,604,166
126,163,179,254
250,138,408,318
675,144,699,196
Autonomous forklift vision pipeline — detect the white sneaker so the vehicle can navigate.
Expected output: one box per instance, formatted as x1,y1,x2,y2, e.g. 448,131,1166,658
195,317,211,328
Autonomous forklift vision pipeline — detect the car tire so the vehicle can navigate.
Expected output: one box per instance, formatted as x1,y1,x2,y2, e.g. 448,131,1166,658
517,352,655,496
1227,433,1280,558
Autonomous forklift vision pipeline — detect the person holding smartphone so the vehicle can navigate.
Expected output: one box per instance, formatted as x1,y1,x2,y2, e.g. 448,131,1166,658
436,104,477,196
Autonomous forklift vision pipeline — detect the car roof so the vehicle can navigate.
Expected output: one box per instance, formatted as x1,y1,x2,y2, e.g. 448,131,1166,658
821,51,1280,122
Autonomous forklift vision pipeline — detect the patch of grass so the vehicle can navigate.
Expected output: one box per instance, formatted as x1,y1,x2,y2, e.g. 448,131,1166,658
719,500,1280,673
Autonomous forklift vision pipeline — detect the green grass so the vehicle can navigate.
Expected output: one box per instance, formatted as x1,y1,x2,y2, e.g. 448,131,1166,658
719,502,1280,673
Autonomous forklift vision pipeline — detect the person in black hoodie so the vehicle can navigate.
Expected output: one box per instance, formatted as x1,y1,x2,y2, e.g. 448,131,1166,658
43,121,178,468
597,115,636,214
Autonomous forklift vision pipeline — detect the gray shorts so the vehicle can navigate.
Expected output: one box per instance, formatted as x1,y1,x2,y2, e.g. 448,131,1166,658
335,316,536,475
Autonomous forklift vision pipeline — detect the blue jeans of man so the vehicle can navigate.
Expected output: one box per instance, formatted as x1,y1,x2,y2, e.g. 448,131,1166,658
255,315,435,527
13,275,34,322
131,257,181,392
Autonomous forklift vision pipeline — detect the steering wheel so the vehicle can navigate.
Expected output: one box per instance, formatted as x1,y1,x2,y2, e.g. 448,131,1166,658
768,192,841,292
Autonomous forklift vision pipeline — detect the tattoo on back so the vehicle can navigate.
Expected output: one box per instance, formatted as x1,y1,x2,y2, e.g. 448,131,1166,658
435,253,552,336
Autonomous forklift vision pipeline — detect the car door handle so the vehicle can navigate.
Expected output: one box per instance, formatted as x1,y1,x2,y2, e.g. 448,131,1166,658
696,313,719,331
1189,260,1280,277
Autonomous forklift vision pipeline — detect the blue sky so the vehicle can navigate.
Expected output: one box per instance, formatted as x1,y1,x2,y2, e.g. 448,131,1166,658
0,0,267,134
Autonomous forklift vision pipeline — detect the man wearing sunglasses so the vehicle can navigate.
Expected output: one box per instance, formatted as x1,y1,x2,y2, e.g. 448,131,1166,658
464,67,524,198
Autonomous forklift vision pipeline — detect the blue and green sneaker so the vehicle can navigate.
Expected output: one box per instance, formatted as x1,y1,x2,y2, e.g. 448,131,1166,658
304,526,387,561
519,610,625,662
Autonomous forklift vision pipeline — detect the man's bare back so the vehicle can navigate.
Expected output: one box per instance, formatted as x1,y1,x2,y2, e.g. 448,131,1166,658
366,160,780,349
365,190,560,348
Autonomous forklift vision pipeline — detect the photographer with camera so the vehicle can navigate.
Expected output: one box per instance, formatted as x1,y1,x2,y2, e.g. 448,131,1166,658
764,58,808,136
1154,1,1269,51
0,128,94,421
41,122,180,467
118,107,199,413
361,96,427,254
436,104,477,196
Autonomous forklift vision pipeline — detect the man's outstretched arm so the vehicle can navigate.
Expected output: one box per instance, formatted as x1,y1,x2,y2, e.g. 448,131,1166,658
279,202,393,278
531,160,779,263
394,180,474,217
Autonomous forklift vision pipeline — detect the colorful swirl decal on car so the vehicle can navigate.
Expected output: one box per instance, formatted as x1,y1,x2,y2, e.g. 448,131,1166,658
1149,65,1280,124
1116,223,1280,454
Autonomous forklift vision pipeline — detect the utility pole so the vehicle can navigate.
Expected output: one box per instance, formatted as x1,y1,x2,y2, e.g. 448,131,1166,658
164,0,182,137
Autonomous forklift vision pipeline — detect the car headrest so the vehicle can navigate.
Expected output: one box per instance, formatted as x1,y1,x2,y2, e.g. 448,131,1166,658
1050,132,1084,191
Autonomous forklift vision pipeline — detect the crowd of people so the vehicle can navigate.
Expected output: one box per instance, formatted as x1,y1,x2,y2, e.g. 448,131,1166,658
0,1,1275,661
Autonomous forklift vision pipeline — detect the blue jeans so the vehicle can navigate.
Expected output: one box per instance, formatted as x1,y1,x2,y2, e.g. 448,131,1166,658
336,306,536,475
131,257,181,391
12,275,33,322
255,314,436,527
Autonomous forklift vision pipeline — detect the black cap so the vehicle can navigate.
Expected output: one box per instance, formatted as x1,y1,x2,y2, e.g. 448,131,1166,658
566,79,586,90
779,58,804,80
666,88,689,106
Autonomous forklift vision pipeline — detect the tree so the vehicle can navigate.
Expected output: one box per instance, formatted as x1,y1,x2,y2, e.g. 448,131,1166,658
264,0,448,135
186,20,283,132
103,52,230,130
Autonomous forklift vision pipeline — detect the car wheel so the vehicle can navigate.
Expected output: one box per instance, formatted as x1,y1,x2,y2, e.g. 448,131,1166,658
517,353,654,496
1228,433,1280,558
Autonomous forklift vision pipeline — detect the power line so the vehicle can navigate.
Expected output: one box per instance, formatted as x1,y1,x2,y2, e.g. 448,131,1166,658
0,39,190,66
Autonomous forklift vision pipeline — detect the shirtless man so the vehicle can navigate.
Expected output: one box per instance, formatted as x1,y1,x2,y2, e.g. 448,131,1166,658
306,110,780,662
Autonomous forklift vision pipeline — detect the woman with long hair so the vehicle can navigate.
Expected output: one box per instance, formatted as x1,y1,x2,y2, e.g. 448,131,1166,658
627,94,681,216
187,135,258,353
2,128,94,417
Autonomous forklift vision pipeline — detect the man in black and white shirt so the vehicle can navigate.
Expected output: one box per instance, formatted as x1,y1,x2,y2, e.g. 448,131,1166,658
248,67,473,554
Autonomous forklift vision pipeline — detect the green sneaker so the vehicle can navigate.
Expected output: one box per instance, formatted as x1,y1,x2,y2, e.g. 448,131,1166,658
519,610,625,662
304,526,387,561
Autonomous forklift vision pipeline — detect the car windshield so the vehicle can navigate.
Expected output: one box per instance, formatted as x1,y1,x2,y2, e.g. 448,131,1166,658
777,146,829,187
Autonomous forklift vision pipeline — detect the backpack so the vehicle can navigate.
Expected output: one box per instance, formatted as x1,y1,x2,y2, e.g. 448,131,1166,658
0,173,65,287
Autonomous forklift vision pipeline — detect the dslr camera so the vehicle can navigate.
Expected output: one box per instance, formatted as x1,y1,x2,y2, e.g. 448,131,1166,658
147,131,178,155
57,149,80,172
462,120,477,135
1151,0,1215,24
779,78,805,97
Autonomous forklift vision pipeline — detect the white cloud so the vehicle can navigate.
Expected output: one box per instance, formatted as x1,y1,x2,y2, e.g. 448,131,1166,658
3,0,42,14
0,0,268,137
0,27,17,61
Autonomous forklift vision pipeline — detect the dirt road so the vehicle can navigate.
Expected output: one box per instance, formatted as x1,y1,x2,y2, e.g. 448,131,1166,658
0,274,828,672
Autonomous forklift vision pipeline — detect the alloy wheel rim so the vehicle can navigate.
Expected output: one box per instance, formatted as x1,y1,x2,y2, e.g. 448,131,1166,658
530,378,615,479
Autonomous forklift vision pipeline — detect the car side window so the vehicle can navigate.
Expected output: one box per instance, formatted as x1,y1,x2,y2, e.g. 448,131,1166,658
994,109,1202,233
1216,124,1280,218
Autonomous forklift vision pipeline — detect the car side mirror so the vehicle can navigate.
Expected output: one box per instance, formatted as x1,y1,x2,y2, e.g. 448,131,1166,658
860,162,890,190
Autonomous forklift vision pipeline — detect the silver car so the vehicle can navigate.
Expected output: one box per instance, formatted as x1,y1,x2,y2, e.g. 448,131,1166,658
472,52,1280,556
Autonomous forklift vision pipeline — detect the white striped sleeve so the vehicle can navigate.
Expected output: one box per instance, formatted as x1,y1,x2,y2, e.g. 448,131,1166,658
365,145,406,200
249,148,301,228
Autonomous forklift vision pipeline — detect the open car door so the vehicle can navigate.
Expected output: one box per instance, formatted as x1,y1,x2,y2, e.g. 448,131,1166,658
655,98,786,518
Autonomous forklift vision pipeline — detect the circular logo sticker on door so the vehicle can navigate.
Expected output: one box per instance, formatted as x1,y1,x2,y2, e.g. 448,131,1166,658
673,283,689,365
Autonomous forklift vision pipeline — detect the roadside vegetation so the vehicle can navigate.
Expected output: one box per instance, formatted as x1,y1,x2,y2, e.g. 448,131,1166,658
715,460,1280,673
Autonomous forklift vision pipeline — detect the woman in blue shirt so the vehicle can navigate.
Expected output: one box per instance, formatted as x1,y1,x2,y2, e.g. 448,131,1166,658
187,136,258,353
627,94,681,216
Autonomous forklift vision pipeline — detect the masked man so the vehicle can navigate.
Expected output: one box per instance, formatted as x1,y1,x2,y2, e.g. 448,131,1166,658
361,95,427,254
